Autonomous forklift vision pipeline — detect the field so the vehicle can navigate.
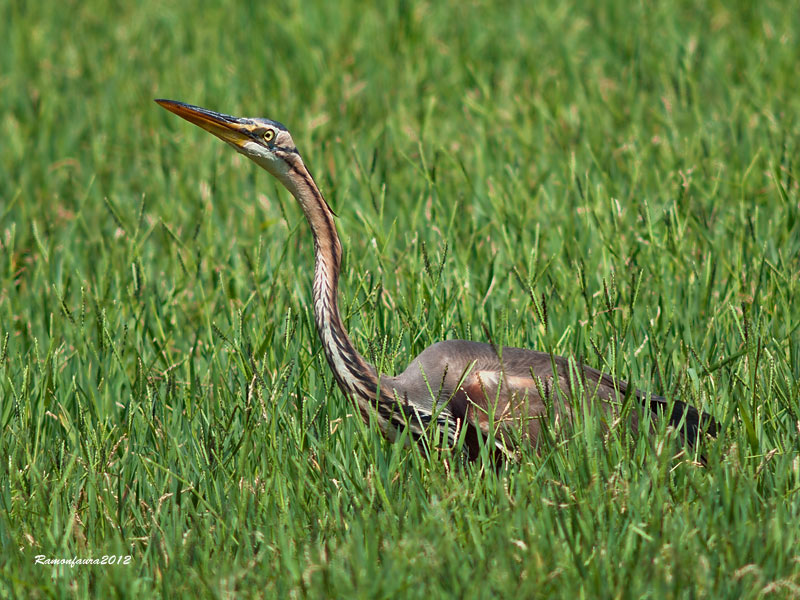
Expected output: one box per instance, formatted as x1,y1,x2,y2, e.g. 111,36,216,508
2,0,800,597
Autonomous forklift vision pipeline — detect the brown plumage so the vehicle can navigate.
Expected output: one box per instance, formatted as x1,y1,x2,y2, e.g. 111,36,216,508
157,99,718,462
385,341,717,460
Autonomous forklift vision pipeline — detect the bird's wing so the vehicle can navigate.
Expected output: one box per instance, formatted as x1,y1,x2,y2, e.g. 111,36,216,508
444,351,637,457
394,340,650,459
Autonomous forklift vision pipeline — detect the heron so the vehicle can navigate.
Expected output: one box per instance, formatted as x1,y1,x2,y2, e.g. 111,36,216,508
156,99,717,462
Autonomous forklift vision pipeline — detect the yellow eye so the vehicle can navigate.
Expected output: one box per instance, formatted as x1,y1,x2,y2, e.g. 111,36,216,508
263,129,275,143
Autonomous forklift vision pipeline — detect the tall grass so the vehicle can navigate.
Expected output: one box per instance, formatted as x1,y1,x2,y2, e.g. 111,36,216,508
1,0,799,596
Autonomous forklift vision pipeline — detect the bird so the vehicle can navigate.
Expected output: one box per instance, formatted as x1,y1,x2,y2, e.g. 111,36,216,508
156,99,718,462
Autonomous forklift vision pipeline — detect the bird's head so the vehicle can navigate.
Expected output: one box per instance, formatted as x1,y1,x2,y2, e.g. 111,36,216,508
156,99,301,187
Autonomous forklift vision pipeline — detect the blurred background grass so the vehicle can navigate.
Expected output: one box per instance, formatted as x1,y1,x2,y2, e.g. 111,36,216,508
1,0,800,596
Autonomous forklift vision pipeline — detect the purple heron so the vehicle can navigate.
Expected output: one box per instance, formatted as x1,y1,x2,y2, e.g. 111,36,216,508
156,99,717,462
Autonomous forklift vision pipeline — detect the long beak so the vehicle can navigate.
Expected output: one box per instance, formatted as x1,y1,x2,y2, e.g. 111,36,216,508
155,99,252,147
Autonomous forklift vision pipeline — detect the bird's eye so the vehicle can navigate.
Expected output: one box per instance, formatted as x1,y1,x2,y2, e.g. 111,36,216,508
263,129,275,143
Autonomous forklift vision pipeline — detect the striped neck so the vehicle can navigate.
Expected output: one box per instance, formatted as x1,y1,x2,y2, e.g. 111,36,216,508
279,156,380,409
276,152,459,448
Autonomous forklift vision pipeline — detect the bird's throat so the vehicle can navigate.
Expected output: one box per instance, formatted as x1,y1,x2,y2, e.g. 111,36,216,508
285,165,379,403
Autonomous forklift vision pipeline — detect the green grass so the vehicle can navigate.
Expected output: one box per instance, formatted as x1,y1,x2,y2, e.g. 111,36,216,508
2,0,800,596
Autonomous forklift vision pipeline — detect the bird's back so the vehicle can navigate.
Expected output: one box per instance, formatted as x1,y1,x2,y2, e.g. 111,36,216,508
385,339,713,458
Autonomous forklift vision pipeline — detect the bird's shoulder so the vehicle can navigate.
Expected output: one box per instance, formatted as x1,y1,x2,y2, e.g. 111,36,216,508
408,339,561,376
396,338,628,399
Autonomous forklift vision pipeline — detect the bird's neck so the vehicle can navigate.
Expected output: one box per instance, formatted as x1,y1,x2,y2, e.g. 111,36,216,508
282,160,380,408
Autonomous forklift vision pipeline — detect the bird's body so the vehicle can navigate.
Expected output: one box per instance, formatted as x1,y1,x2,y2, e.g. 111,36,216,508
157,99,717,461
384,340,714,459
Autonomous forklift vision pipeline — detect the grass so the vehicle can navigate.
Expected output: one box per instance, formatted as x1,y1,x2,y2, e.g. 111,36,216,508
2,0,800,596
